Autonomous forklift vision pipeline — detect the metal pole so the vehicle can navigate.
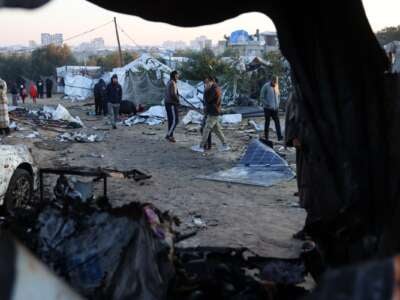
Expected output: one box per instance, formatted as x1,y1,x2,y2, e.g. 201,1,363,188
114,17,123,67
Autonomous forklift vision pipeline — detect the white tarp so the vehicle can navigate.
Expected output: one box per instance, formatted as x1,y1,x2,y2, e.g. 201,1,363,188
140,105,166,118
182,110,204,125
43,104,84,127
64,75,96,101
221,114,242,124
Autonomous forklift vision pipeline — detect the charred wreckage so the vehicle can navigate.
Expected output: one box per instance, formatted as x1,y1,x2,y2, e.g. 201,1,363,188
1,0,400,299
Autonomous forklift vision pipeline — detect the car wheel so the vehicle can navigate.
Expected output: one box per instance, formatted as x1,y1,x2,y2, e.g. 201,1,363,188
4,168,33,212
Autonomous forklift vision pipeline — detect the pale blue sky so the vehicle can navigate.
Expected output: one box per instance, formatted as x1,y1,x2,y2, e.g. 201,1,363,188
0,0,398,46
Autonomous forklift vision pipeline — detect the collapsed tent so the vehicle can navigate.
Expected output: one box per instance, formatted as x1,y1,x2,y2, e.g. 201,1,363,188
198,139,295,187
103,54,203,108
57,66,102,101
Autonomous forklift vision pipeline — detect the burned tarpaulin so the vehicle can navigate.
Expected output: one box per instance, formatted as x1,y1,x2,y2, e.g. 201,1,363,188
169,247,308,300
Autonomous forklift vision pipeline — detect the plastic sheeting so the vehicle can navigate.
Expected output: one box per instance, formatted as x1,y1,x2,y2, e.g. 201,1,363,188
220,114,242,125
182,110,204,125
64,75,96,101
43,105,84,127
198,140,295,187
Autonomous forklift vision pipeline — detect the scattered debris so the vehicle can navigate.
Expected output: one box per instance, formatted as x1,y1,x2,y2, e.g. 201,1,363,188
34,141,72,152
25,131,40,139
183,110,204,125
221,114,242,125
58,131,105,143
248,119,263,131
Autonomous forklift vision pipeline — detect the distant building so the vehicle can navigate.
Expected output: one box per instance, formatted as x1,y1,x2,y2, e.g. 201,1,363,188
28,40,38,48
41,33,64,46
190,36,212,50
223,29,279,57
162,40,187,50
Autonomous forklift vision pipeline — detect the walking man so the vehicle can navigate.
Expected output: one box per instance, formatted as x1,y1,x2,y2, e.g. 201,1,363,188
192,76,230,152
260,77,283,142
106,74,122,129
165,70,180,143
94,79,106,115
0,78,10,135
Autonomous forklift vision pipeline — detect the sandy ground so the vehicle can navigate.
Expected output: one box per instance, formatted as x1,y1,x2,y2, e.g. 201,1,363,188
2,95,305,258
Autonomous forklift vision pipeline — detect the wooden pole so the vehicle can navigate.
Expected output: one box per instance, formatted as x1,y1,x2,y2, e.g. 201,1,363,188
114,17,123,67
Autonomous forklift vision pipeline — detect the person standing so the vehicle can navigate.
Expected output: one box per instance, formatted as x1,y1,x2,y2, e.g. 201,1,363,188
20,84,27,104
94,79,106,116
36,79,44,98
45,78,53,98
192,76,230,152
164,70,180,143
0,78,10,135
260,76,283,142
29,81,38,104
10,82,19,106
106,74,122,129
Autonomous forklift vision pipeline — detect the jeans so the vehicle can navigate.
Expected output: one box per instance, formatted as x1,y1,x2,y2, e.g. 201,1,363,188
108,103,120,127
95,96,103,115
165,103,179,137
264,108,282,140
200,115,225,147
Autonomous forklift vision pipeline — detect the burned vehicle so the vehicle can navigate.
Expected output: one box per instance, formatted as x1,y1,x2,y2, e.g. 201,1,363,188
0,145,38,212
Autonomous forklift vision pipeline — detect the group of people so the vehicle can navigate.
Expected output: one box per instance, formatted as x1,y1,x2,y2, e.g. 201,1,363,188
164,70,230,152
10,78,53,105
93,75,122,129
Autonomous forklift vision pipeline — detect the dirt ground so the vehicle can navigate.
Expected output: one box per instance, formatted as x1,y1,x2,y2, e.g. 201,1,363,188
2,95,305,258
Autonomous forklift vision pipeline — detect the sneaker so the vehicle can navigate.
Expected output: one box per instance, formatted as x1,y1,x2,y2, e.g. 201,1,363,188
169,136,176,143
219,144,231,152
191,145,205,153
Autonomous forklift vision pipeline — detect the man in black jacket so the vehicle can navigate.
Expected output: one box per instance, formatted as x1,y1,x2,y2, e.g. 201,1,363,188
36,79,44,99
94,79,106,115
45,78,53,98
164,70,180,142
106,74,122,129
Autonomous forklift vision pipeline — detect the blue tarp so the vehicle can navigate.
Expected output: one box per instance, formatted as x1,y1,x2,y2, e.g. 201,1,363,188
229,30,251,44
198,140,295,187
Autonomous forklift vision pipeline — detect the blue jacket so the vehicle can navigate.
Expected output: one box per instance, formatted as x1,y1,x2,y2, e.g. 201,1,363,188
106,82,122,104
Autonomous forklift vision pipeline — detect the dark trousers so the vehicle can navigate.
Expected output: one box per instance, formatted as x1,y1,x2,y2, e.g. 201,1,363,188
46,89,52,98
95,97,103,115
200,115,212,148
103,100,108,115
264,108,282,141
165,103,179,138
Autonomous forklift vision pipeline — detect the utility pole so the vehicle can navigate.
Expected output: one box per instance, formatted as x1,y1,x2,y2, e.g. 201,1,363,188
114,17,123,67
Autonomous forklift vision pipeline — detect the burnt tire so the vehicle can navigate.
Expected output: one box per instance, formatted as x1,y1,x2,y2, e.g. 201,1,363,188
4,168,33,212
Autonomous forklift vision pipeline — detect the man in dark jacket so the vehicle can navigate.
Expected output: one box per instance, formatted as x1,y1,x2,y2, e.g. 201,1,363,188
192,76,230,152
164,70,180,142
45,78,53,98
36,79,44,98
94,79,106,115
106,74,122,129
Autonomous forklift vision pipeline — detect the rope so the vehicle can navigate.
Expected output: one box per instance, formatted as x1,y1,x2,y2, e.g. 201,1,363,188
64,20,114,42
117,24,141,48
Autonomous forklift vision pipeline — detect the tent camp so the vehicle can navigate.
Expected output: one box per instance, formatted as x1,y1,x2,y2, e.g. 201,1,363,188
56,66,102,101
103,54,203,108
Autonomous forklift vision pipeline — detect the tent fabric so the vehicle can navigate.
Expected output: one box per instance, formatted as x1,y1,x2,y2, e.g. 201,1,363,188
64,75,96,101
198,140,295,187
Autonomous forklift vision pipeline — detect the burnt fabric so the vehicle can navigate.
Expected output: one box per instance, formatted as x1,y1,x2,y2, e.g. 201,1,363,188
0,79,10,129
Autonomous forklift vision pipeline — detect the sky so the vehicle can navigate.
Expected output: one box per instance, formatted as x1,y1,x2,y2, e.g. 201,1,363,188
0,0,399,47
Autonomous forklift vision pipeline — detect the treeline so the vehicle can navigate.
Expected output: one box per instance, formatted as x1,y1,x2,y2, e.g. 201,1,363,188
0,44,76,84
376,26,400,45
86,51,140,71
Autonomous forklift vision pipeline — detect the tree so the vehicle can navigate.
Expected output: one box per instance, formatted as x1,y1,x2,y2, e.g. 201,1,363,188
30,44,77,79
376,26,400,45
0,53,31,84
87,51,139,71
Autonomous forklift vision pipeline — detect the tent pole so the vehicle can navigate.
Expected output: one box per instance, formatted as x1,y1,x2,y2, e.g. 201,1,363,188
114,17,124,67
